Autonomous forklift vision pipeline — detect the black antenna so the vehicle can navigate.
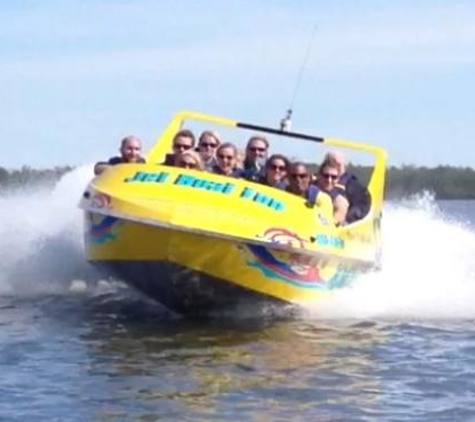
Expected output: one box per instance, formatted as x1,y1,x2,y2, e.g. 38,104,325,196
280,25,318,131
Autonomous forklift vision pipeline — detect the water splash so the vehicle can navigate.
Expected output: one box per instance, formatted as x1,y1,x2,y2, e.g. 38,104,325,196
314,194,475,320
0,165,99,295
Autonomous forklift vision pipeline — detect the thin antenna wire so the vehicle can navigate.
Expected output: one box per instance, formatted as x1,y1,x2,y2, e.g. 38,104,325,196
288,25,318,113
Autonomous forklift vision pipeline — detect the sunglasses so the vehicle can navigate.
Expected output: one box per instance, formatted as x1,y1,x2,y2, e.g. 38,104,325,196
180,161,197,169
248,146,266,152
200,142,218,148
321,173,338,180
218,154,234,160
174,143,192,150
290,173,309,179
269,164,286,171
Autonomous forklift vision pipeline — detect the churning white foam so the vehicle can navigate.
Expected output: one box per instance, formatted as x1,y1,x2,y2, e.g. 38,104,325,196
0,165,98,294
1,172,475,319
314,194,475,320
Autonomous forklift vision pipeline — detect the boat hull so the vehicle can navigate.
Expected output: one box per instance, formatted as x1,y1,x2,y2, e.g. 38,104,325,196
86,212,369,315
91,259,294,316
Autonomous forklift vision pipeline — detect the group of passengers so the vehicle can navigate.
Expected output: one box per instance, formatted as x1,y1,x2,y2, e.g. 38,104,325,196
94,130,370,225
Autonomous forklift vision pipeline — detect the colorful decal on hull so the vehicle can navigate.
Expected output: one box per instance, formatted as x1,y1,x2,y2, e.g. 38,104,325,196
245,244,355,290
256,228,307,248
245,227,354,289
87,214,119,244
246,244,323,288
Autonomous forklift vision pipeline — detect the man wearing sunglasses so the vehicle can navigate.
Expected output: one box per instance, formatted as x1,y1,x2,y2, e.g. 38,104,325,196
163,129,196,166
242,135,269,181
286,162,326,208
324,151,371,224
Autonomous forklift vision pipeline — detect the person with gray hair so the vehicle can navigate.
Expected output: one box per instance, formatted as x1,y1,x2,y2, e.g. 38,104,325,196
197,130,221,171
242,135,269,181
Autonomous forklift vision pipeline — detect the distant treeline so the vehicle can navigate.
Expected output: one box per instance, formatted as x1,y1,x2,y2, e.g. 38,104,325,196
1,164,475,199
0,166,73,192
351,165,475,200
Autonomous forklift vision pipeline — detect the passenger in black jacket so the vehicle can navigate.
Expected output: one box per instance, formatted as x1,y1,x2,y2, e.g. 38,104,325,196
162,129,196,166
94,135,145,175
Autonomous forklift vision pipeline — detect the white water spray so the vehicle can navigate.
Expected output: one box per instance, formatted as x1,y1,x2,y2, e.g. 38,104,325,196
0,165,98,294
315,194,475,319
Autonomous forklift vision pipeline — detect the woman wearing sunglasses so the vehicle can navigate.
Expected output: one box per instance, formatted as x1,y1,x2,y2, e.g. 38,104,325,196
261,154,289,190
316,160,349,225
212,143,244,178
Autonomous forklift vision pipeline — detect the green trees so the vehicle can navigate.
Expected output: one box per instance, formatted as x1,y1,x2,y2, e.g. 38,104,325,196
0,164,474,199
359,165,475,199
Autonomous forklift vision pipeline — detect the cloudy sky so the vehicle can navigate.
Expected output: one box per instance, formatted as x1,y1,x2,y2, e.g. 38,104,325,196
1,1,475,168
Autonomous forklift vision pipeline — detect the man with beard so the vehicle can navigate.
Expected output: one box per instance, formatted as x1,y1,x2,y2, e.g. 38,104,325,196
242,135,269,181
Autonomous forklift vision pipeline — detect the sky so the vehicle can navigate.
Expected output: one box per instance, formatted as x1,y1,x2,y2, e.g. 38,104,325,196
1,1,475,169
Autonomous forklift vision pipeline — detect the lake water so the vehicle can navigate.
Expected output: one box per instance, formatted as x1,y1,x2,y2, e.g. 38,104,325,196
1,168,475,421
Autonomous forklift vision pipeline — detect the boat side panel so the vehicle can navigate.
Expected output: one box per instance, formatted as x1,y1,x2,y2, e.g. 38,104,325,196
85,214,365,305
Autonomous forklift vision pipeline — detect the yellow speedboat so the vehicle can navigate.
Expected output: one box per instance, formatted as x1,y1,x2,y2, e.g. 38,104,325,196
79,111,387,316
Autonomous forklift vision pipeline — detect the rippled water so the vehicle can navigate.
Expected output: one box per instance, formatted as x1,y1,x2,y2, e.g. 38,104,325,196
1,169,475,421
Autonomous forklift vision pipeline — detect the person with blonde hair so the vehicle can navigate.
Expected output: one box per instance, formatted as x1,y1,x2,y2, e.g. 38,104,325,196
174,149,203,170
212,143,244,178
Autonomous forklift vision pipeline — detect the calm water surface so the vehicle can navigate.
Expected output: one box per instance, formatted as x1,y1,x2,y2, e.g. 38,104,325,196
1,192,475,421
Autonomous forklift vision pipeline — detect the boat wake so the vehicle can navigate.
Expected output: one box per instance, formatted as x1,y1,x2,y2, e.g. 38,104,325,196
1,169,475,319
313,194,475,320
